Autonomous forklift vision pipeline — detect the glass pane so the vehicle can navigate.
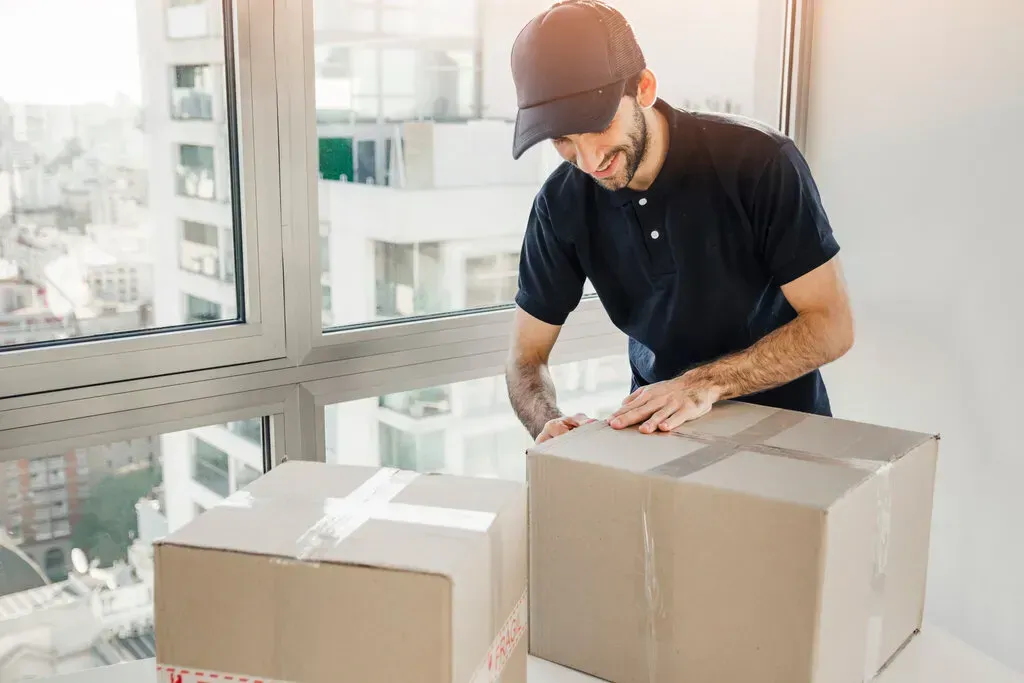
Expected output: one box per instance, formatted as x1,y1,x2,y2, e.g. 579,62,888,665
0,419,267,682
325,354,631,480
0,0,243,350
314,0,781,330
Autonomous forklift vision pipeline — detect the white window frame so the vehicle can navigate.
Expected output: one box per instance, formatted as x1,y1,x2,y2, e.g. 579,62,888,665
0,0,287,397
0,0,812,679
278,0,790,371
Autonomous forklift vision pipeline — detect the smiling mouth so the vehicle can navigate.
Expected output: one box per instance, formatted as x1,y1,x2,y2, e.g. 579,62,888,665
592,152,619,179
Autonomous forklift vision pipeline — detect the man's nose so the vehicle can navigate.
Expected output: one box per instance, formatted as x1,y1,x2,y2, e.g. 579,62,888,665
574,143,605,174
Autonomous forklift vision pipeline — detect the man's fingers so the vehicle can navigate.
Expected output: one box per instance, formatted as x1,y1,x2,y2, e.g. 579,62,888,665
658,400,712,431
609,401,661,429
536,414,591,444
612,392,651,418
535,424,565,444
640,405,676,434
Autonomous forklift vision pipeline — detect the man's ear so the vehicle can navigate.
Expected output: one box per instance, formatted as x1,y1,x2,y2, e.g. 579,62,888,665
636,69,658,109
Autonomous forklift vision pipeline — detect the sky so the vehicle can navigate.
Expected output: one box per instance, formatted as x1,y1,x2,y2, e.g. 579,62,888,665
0,0,142,105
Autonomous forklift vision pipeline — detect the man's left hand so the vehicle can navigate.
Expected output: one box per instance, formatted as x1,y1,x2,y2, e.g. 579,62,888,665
608,375,721,434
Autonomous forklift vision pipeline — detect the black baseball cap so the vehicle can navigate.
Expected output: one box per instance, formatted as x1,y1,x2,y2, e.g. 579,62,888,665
510,0,646,160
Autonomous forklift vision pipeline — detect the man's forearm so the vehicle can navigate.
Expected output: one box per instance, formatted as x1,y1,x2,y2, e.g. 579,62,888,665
685,310,853,401
506,358,562,439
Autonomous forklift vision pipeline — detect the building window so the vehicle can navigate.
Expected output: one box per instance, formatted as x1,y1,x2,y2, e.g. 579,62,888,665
378,424,446,474
192,438,230,497
379,386,451,419
227,418,263,445
172,64,215,120
183,294,223,324
176,144,217,200
373,241,444,319
33,521,54,541
179,220,226,281
464,253,520,309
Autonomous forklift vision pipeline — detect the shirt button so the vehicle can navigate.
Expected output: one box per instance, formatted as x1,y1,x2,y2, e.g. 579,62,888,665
650,230,660,239
638,198,648,206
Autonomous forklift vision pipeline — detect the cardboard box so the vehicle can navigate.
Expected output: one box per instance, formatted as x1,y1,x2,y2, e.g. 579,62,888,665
154,461,528,683
528,401,939,683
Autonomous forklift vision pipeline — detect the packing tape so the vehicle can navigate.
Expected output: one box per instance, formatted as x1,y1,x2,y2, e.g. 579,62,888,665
636,407,893,681
469,587,529,683
157,664,290,683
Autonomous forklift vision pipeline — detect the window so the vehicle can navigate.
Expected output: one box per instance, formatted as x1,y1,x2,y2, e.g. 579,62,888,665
183,294,223,323
0,419,269,681
0,0,287,393
172,64,215,120
311,0,783,337
179,220,231,282
176,144,217,200
192,437,230,497
464,253,520,309
372,241,445,319
325,354,632,479
227,417,263,445
0,0,800,677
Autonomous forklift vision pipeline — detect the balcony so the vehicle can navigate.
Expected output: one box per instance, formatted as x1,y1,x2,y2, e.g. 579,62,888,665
175,165,217,201
192,457,229,498
176,145,218,201
171,89,214,121
179,240,221,280
192,437,230,497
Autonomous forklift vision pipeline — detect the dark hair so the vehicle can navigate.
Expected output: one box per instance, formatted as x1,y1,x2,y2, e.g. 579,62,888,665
624,71,644,99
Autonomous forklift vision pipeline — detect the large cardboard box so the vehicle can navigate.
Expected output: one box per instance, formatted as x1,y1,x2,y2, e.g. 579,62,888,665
528,401,939,683
154,461,528,683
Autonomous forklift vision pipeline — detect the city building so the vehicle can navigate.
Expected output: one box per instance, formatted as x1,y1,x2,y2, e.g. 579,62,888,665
0,437,160,586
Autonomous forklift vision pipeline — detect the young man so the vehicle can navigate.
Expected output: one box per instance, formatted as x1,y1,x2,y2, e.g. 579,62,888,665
505,0,854,444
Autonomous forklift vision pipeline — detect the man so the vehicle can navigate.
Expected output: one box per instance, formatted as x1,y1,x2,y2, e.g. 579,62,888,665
504,0,854,444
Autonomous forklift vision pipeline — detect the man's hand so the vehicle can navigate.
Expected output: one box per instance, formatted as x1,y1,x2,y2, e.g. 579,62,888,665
535,413,595,444
609,376,721,434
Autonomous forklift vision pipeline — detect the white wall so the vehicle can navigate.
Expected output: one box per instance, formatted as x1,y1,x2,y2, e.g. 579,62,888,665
805,0,1024,672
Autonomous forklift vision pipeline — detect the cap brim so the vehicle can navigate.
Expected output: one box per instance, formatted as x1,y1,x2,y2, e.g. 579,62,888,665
512,79,627,160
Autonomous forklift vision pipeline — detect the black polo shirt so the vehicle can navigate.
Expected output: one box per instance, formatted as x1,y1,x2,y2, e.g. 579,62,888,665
514,99,840,416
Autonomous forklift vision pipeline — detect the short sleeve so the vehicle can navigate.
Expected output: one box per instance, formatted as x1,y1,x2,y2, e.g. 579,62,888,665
752,142,840,285
514,194,586,326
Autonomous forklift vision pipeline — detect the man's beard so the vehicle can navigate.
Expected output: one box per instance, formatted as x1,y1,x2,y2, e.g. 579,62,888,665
594,103,649,191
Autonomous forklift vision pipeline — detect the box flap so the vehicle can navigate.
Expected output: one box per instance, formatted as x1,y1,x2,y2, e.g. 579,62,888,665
674,401,934,464
529,401,937,510
157,462,523,578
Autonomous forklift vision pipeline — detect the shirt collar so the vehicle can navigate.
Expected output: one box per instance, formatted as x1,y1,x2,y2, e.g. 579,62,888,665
606,98,691,207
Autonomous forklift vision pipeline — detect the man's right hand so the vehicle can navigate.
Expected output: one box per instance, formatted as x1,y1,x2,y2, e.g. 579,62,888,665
535,413,594,444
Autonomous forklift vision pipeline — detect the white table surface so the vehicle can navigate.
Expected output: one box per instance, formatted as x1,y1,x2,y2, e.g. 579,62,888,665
44,626,1023,683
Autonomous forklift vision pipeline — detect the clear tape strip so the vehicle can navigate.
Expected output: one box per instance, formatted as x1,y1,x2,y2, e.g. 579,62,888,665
213,468,499,562
639,408,895,681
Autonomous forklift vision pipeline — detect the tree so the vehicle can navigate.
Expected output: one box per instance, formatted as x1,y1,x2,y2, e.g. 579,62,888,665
70,465,162,568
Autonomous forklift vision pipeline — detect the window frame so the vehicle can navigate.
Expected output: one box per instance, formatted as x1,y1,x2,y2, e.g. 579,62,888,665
0,0,287,398
281,0,791,369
